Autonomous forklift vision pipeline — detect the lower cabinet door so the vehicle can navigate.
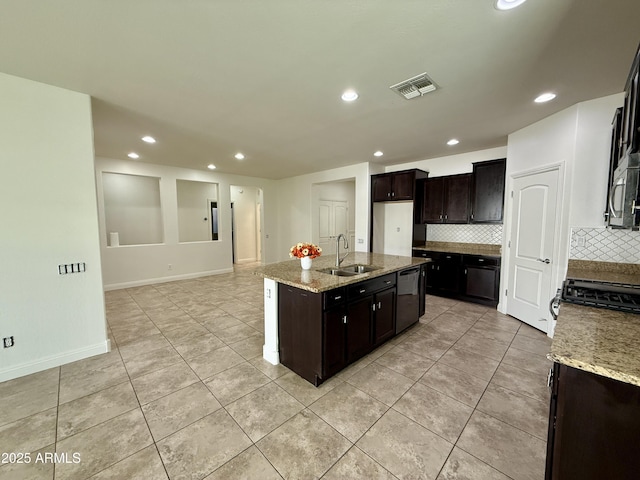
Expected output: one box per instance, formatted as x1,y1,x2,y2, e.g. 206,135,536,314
464,266,498,303
346,297,373,363
323,308,347,379
374,288,396,345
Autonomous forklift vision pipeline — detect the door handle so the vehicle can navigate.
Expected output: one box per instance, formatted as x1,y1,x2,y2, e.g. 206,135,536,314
537,258,551,264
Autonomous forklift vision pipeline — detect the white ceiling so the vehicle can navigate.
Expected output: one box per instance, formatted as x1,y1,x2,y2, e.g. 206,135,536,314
1,1,639,179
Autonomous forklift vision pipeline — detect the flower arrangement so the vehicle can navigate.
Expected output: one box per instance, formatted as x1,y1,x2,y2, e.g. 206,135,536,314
289,242,322,259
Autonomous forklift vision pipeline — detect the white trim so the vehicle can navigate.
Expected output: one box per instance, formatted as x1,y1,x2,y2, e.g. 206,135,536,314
0,340,110,383
262,278,280,365
103,268,233,291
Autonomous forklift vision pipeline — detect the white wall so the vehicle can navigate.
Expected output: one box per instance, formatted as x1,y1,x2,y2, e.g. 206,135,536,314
275,163,373,262
311,180,356,248
0,73,108,382
96,157,277,289
502,93,623,321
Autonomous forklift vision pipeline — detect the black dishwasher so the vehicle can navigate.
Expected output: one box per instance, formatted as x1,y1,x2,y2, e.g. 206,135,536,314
396,267,420,334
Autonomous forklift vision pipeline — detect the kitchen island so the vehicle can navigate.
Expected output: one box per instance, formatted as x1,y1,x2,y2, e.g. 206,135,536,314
545,261,640,479
254,253,429,385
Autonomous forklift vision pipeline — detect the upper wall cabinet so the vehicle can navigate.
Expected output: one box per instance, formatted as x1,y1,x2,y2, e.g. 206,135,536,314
420,174,472,223
371,169,428,202
470,158,506,223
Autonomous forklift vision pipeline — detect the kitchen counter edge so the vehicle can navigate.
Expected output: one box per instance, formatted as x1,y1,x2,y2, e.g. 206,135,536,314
253,253,430,294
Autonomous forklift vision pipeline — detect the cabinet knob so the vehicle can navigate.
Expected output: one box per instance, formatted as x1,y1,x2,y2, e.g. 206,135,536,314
343,315,347,324
359,288,366,294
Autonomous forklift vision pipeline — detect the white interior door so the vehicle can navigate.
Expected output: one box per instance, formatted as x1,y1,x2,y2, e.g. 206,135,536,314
507,168,560,332
318,200,348,255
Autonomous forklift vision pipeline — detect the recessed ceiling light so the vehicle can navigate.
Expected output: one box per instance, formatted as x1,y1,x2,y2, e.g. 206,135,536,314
341,89,358,102
207,164,216,170
374,151,384,157
141,136,156,144
495,0,527,10
127,152,140,159
447,139,460,146
234,152,245,160
534,92,557,103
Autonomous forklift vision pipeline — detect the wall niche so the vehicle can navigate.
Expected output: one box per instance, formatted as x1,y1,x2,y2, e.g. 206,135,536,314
176,179,219,243
102,172,163,246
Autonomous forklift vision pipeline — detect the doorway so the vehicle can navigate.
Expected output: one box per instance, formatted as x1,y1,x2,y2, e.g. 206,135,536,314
230,186,263,265
506,166,561,332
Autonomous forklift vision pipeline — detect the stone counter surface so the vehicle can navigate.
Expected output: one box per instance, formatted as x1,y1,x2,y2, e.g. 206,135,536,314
550,261,640,386
550,303,640,386
413,241,501,258
254,252,429,293
566,259,640,285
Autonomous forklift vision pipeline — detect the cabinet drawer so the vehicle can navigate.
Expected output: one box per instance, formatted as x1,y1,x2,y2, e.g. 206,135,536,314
348,273,396,300
412,249,431,258
463,255,500,267
323,288,346,310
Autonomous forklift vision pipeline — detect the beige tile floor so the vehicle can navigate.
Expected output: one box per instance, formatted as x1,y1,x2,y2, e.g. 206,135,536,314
0,264,553,480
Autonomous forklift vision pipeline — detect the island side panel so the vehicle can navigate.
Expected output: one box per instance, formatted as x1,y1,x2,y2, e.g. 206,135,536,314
263,278,280,365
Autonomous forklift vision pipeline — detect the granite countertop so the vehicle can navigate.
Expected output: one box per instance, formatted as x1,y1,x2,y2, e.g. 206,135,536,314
566,259,640,285
549,303,640,386
412,241,501,258
254,252,429,293
550,260,640,386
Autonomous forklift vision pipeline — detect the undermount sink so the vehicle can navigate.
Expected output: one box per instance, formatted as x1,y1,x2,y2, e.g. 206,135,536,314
318,264,381,276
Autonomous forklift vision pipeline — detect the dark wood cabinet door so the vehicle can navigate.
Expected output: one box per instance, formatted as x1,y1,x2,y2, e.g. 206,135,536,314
438,254,461,294
471,159,506,223
443,174,471,223
346,297,373,363
372,174,393,202
322,307,347,378
373,288,395,345
425,262,439,290
392,171,415,200
278,285,322,384
547,363,640,480
423,177,444,222
464,266,498,303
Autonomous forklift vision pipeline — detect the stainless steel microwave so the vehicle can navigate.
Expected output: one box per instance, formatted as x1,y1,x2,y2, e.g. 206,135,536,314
608,153,640,228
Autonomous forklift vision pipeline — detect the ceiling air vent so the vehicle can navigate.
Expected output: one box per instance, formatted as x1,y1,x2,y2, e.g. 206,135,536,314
390,73,437,100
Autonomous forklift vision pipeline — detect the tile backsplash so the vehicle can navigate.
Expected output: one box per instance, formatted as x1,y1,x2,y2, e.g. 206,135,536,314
426,224,503,245
570,227,640,264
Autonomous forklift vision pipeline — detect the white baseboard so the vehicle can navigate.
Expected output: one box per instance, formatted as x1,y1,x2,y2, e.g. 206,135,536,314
103,268,234,291
0,340,110,383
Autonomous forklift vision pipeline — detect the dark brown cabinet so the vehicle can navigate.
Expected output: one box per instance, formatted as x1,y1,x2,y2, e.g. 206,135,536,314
371,169,428,202
471,159,506,223
322,305,347,379
373,288,396,346
546,362,640,479
462,255,500,305
423,252,462,294
278,273,399,386
420,174,471,223
413,250,500,306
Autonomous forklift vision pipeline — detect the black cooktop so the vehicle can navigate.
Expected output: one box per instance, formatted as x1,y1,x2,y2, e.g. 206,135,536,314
562,279,640,314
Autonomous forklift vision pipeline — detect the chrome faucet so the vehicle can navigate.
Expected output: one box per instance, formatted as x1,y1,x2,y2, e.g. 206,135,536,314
335,233,349,267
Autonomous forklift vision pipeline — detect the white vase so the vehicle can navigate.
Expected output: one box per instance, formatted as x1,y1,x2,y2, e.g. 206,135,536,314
300,256,313,270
